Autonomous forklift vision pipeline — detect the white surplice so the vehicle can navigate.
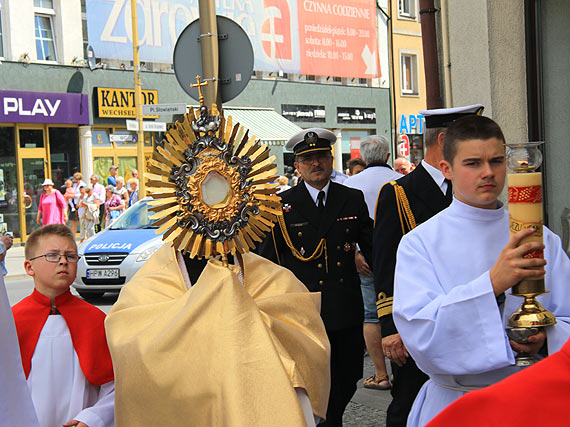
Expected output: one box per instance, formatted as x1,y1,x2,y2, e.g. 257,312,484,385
393,198,570,427
0,276,39,427
28,316,115,427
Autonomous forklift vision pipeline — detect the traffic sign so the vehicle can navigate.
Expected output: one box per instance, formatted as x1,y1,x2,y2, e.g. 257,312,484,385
173,15,254,103
126,120,167,132
142,103,187,116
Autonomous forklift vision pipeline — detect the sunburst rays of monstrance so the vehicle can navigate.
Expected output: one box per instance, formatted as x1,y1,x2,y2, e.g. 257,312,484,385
144,78,281,260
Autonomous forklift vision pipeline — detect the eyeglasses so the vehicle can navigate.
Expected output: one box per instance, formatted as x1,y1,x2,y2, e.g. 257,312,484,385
297,153,332,165
29,253,81,263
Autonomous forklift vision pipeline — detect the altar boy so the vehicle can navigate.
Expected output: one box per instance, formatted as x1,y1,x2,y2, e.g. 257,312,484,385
392,115,570,427
12,225,114,427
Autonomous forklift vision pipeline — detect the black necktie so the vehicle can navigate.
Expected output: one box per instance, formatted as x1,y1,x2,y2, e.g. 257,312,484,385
317,191,325,212
444,179,453,200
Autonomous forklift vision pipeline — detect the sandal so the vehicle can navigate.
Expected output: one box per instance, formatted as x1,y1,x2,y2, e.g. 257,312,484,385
363,374,391,390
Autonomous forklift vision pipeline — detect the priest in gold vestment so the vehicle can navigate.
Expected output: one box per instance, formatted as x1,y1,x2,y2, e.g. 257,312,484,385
105,102,331,427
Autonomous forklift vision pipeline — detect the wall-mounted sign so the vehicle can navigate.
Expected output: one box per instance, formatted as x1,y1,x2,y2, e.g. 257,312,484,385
337,107,376,124
282,104,326,122
0,90,89,124
94,87,159,118
86,0,382,80
399,113,425,134
126,120,167,132
110,134,137,143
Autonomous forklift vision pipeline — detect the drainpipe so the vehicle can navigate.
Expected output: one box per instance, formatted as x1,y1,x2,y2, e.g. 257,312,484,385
440,0,452,106
419,0,442,109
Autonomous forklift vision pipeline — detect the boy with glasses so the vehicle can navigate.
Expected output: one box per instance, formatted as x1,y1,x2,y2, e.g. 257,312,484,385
12,224,114,427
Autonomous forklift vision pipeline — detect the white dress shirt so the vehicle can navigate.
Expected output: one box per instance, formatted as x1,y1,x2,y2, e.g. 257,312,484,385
304,181,330,206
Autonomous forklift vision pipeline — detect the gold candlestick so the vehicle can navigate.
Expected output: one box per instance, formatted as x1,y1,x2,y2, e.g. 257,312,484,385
506,142,556,366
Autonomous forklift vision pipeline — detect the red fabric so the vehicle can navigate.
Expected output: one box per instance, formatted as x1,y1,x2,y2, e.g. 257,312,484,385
427,339,570,427
12,289,114,386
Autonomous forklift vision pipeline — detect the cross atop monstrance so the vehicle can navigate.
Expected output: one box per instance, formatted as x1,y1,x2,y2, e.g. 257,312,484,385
190,75,208,107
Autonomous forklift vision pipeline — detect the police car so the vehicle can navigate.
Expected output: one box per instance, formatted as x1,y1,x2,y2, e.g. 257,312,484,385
72,197,164,298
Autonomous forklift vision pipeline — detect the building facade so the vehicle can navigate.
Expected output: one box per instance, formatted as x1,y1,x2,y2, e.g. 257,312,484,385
389,0,427,165
0,0,392,240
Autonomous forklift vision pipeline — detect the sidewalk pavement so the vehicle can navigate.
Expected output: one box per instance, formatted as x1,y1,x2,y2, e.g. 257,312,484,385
4,244,27,282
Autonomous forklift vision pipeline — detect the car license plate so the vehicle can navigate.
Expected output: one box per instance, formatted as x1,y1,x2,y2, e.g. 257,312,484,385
86,269,119,279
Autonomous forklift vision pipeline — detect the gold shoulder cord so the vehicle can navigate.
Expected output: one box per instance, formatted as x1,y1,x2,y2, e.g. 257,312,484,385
276,214,328,273
390,181,416,235
376,181,416,318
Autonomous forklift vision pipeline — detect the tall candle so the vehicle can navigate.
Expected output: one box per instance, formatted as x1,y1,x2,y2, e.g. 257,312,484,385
507,171,545,294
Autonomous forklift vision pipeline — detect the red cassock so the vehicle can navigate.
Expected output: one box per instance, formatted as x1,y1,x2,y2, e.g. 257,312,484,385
12,289,114,386
427,338,570,427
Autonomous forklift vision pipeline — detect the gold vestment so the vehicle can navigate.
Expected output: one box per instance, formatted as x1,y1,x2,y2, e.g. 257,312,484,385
105,243,331,426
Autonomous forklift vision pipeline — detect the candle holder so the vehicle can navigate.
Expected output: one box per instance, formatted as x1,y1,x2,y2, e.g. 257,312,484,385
505,142,556,366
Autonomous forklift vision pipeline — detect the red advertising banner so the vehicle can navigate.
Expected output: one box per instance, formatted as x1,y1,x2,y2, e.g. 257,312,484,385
297,0,379,78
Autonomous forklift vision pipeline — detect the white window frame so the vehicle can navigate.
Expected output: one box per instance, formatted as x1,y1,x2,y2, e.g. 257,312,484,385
34,0,57,63
400,50,419,96
398,0,417,20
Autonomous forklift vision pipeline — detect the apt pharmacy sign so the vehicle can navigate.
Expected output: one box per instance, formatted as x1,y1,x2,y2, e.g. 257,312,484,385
0,91,89,124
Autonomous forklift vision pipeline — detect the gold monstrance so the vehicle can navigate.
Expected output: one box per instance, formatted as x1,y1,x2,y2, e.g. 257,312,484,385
144,76,281,264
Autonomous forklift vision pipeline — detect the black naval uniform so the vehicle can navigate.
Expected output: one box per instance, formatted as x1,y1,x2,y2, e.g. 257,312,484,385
373,162,452,427
259,180,373,426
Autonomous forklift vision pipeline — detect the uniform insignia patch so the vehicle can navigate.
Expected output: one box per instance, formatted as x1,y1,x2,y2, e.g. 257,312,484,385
300,247,306,255
283,203,292,212
343,243,352,252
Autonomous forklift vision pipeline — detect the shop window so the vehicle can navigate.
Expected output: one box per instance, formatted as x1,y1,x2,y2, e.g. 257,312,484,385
398,0,416,19
49,128,80,191
19,129,44,148
0,127,20,239
34,0,57,63
118,157,137,183
94,157,113,186
400,52,419,96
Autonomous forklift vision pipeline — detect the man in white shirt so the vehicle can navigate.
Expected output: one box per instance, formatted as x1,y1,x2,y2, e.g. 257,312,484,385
393,114,570,426
344,135,402,390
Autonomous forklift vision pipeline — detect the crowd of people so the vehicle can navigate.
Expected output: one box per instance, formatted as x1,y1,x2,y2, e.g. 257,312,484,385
36,166,140,242
2,106,570,427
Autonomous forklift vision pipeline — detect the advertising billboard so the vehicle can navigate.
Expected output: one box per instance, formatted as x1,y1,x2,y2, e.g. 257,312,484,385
86,0,381,79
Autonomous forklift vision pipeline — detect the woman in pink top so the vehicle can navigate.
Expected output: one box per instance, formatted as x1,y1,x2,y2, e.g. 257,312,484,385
36,179,68,226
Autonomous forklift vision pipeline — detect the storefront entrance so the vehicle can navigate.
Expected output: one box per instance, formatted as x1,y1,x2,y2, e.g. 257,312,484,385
0,125,80,241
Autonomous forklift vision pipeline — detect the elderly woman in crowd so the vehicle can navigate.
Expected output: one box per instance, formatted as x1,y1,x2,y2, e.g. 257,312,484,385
77,185,100,242
37,178,68,226
115,176,130,207
105,185,125,227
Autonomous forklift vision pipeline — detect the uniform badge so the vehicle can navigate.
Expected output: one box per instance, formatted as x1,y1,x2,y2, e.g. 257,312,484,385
300,247,306,255
283,203,292,212
343,243,352,252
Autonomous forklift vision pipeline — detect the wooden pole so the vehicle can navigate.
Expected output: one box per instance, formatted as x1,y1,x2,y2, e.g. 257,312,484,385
130,0,146,198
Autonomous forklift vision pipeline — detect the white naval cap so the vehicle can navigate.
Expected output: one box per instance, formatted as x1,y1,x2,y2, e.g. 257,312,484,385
285,128,337,156
419,104,484,129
